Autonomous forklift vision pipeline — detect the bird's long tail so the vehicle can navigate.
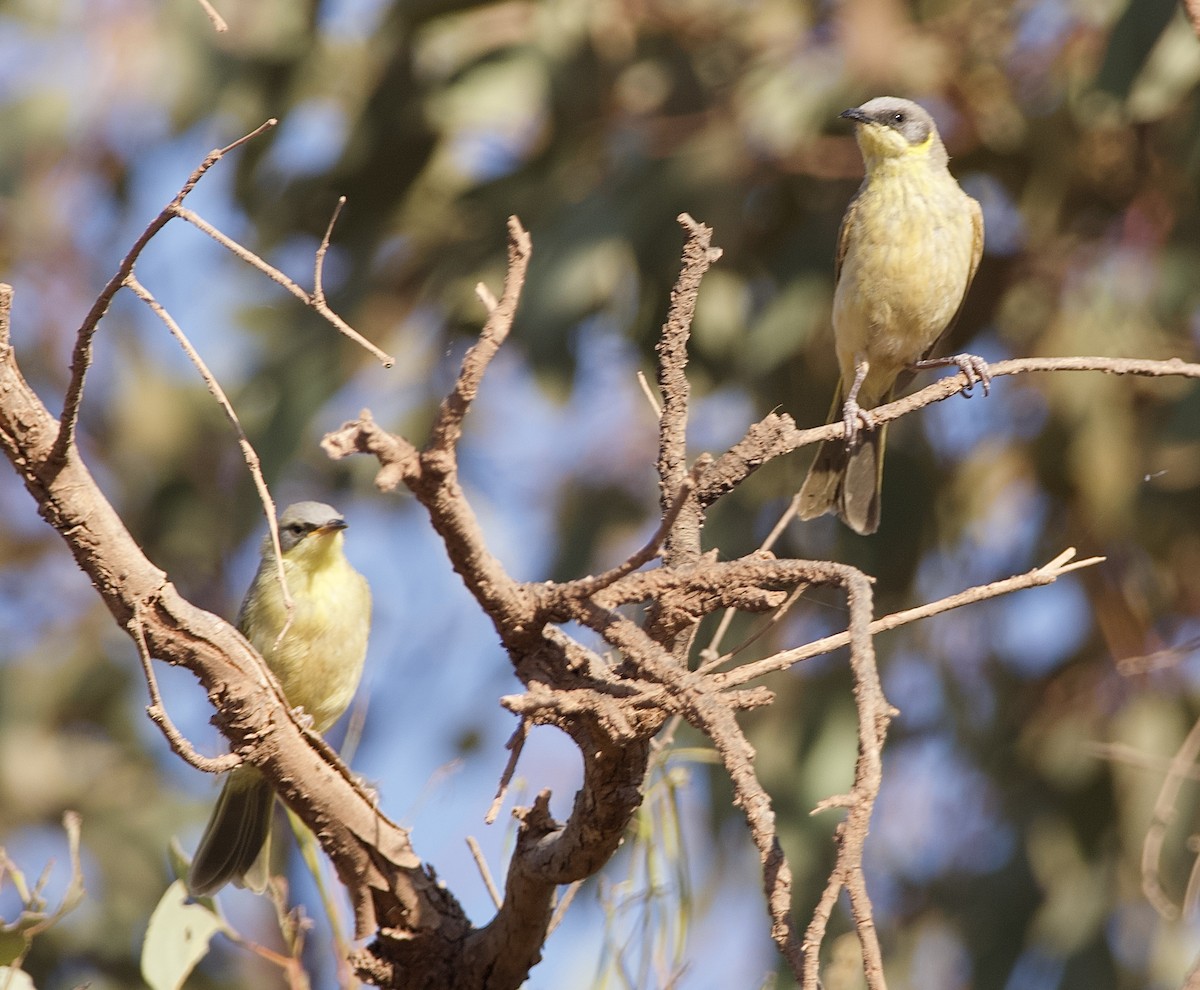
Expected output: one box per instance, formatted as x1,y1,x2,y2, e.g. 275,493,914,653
797,381,887,535
187,765,274,896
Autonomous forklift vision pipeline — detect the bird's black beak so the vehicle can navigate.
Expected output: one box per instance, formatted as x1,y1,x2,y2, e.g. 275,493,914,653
839,107,872,125
314,519,348,535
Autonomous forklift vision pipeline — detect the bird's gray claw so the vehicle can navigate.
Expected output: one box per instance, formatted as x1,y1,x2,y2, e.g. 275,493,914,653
950,353,991,396
842,399,874,447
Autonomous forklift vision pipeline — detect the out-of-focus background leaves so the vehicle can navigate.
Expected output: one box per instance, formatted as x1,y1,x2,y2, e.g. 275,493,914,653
2,0,1200,987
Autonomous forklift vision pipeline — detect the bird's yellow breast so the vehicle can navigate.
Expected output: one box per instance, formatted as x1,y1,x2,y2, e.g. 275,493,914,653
833,162,978,403
238,536,371,732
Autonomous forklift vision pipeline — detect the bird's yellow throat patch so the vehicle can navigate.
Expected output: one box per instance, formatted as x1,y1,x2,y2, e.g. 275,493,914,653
904,132,936,157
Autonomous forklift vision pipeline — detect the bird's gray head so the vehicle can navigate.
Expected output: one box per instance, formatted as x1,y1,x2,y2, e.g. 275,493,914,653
840,97,946,167
274,501,347,553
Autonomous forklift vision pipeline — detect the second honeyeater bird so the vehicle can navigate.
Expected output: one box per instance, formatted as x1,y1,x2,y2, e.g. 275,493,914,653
188,501,372,896
798,97,986,535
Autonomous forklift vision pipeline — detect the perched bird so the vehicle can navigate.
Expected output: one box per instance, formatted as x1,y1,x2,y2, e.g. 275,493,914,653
798,97,986,535
188,501,372,896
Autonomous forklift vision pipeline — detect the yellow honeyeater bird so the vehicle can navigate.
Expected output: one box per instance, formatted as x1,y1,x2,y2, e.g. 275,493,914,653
188,501,371,896
798,97,985,535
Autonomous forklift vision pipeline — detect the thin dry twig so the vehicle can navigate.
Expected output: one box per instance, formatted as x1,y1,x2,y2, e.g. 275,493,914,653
1141,713,1200,920
314,196,347,308
557,466,702,602
54,119,277,462
195,0,228,31
717,548,1105,690
128,609,240,774
698,492,806,673
801,567,891,990
486,719,530,825
430,216,532,452
636,369,662,417
697,356,1200,507
173,206,394,366
124,275,294,629
467,836,503,909
547,880,583,935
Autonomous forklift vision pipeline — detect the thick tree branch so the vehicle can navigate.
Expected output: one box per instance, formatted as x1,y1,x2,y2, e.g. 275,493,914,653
0,283,455,944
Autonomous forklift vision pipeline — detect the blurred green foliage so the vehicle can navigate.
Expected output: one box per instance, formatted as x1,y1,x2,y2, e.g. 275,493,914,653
3,0,1200,987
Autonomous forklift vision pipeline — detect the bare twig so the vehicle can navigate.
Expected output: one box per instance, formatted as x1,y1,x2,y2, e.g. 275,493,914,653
655,214,721,564
813,568,890,990
430,216,532,452
486,719,530,825
698,492,805,673
54,119,277,462
124,275,294,626
698,356,1200,507
1141,713,1200,920
467,836,503,909
557,466,702,602
173,206,394,366
195,0,228,31
717,548,1105,690
698,583,808,675
547,880,583,935
129,610,239,773
314,196,347,308
636,370,662,417
695,697,803,973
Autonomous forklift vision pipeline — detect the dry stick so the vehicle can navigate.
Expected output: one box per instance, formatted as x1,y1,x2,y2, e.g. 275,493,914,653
466,836,504,909
698,583,809,676
655,214,721,564
1141,712,1200,920
558,470,700,602
569,593,807,976
696,698,804,975
314,196,347,308
327,220,533,623
430,216,532,452
127,608,240,774
717,548,1104,690
802,567,891,990
697,356,1200,507
698,492,807,673
1086,741,1200,782
195,0,228,31
132,280,380,807
485,718,530,825
547,880,583,935
173,206,394,367
54,119,277,463
636,369,662,417
124,275,295,636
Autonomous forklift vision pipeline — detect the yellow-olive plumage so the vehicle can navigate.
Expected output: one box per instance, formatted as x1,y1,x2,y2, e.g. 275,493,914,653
188,501,371,896
798,97,984,534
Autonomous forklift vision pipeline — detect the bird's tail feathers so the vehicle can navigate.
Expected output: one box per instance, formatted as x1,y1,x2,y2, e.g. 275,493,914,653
187,765,274,896
797,382,886,535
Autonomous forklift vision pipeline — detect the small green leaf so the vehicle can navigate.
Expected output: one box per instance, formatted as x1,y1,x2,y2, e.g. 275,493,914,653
140,881,229,990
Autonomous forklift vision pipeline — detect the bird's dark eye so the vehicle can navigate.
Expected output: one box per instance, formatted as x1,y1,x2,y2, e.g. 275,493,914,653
287,522,306,535
892,112,906,124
